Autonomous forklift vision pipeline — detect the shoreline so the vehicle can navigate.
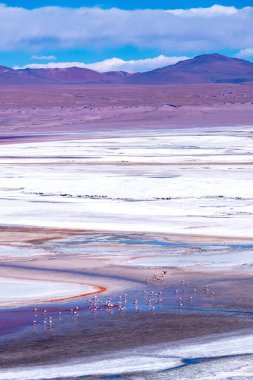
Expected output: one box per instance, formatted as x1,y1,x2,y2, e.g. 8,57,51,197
0,277,106,308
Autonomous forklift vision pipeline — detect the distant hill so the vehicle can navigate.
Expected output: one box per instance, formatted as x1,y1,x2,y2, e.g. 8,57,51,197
1,54,253,85
0,66,132,85
126,54,253,84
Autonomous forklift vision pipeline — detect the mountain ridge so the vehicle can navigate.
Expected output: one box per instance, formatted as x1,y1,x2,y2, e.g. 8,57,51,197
1,54,253,85
127,53,253,84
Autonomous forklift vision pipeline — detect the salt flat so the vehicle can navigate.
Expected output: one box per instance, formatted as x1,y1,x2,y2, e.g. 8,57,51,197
0,124,252,379
0,127,252,237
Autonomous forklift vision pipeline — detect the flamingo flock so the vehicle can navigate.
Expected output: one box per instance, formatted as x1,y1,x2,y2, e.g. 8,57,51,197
31,271,217,329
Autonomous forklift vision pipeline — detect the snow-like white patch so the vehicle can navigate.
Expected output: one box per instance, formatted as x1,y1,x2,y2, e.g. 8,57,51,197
0,278,96,307
128,250,253,270
0,245,43,257
0,126,253,238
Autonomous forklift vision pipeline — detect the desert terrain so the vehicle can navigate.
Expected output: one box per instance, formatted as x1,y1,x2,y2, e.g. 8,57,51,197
1,84,253,142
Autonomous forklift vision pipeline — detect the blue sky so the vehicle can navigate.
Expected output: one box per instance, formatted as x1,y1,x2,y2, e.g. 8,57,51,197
1,1,253,71
3,1,253,9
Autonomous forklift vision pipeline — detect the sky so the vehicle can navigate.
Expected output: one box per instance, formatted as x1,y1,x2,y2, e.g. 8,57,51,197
2,1,253,9
1,1,253,72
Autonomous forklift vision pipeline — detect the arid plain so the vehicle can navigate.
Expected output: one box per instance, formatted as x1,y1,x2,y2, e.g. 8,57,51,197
0,84,253,379
1,83,253,138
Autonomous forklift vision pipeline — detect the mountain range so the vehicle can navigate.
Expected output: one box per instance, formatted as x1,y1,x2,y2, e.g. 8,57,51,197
1,54,253,85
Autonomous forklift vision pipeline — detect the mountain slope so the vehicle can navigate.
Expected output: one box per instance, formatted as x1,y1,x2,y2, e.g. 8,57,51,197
127,54,253,84
1,54,253,85
0,66,132,85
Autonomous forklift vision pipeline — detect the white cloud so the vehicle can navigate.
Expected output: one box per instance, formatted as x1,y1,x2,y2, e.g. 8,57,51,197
14,55,190,72
0,4,253,53
31,55,56,60
168,5,238,16
236,48,253,58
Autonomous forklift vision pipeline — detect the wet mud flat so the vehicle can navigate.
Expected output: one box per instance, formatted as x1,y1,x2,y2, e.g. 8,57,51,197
0,309,252,369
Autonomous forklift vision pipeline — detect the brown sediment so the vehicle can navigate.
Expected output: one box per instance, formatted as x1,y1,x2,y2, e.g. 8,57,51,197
45,285,106,303
0,225,100,246
0,225,253,247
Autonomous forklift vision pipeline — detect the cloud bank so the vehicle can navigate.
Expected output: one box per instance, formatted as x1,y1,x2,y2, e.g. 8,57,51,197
0,4,253,54
236,48,253,58
15,55,190,72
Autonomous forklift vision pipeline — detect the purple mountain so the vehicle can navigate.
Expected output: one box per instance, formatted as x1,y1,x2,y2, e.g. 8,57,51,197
1,54,253,85
0,66,132,84
126,54,253,84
